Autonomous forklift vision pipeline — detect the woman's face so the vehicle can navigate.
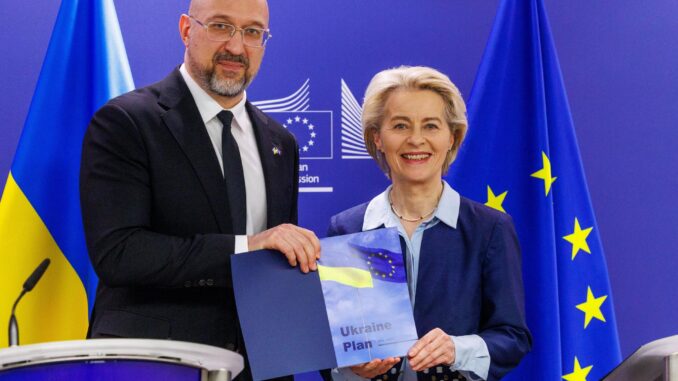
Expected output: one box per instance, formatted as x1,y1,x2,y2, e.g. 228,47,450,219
374,88,454,187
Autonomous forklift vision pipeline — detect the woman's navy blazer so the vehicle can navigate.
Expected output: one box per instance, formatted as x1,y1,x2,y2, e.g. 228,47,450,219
328,196,532,381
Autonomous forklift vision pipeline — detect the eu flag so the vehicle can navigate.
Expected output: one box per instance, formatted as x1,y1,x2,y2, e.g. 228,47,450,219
0,0,133,346
447,0,622,379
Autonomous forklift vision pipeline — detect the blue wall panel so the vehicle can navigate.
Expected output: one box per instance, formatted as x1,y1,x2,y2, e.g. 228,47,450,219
1,0,676,359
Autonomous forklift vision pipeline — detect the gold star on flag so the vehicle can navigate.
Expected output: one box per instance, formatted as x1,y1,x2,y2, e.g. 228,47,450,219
562,357,592,381
576,286,608,328
530,151,557,196
563,217,593,260
485,185,507,213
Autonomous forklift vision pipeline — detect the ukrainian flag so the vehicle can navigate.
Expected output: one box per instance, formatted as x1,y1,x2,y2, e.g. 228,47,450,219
0,0,133,346
448,0,621,379
318,265,374,289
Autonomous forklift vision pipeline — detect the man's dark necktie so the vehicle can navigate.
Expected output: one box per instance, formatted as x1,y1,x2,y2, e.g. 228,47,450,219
217,110,247,234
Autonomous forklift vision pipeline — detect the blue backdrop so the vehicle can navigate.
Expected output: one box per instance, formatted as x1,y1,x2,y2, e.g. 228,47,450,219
1,0,677,363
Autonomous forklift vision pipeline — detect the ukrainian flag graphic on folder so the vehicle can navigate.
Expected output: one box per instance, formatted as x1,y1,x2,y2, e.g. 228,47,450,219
0,0,133,346
447,0,622,379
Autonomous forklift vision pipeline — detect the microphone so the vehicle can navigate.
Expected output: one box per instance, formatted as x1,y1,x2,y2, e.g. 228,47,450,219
8,258,50,347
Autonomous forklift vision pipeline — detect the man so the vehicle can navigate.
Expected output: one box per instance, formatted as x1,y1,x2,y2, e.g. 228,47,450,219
80,0,318,379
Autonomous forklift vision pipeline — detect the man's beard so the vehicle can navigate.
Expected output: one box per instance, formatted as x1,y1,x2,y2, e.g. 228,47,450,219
189,50,252,97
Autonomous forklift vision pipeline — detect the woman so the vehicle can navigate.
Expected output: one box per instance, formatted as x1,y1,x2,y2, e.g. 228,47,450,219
328,66,531,381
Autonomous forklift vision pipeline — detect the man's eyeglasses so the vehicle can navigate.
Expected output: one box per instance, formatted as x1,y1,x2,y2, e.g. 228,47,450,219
188,15,272,48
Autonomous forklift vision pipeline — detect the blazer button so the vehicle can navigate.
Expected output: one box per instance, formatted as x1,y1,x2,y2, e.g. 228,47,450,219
199,279,206,286
206,279,214,286
184,281,191,288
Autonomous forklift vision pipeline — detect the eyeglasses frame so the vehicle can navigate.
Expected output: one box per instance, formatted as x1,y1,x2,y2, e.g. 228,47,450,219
187,15,272,48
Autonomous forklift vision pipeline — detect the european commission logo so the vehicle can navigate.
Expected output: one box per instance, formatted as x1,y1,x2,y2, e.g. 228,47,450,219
252,80,333,160
251,79,371,193
252,79,372,161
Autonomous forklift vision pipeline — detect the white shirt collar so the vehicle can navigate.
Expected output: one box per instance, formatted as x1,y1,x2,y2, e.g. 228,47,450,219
179,64,249,130
363,180,461,231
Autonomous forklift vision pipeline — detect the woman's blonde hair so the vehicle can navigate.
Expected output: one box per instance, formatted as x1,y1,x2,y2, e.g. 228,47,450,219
362,66,468,177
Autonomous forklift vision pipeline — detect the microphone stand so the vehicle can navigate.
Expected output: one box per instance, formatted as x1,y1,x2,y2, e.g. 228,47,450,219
7,258,51,347
8,290,26,346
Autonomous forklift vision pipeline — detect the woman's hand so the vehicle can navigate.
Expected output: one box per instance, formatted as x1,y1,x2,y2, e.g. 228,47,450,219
408,328,456,371
350,357,401,378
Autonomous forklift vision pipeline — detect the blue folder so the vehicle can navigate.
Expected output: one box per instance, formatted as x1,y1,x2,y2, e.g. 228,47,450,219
232,228,417,380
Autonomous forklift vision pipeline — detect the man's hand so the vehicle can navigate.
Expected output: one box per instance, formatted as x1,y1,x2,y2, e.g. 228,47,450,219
350,357,401,378
248,224,321,273
408,328,456,371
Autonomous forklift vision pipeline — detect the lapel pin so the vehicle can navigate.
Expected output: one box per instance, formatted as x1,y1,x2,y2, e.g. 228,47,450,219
272,145,282,156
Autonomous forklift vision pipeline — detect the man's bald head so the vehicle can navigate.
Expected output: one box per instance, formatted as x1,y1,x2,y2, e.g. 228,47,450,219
187,0,206,18
188,0,269,24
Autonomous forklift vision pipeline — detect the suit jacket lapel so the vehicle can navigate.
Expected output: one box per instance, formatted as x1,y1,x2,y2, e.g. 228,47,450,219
247,102,283,228
158,69,232,233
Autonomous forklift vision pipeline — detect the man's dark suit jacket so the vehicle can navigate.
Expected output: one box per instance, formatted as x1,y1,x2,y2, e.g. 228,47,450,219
327,197,532,381
80,68,299,381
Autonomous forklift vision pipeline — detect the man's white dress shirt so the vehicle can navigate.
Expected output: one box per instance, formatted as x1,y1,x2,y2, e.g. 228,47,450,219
180,64,266,253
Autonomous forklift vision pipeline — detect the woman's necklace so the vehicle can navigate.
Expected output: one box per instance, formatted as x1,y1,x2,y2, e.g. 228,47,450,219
388,183,444,223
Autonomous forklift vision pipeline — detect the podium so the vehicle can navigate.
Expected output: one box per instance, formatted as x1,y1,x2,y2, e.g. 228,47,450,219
0,339,243,381
604,335,678,380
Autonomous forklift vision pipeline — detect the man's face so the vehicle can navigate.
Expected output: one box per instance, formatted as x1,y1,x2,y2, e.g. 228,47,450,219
181,0,269,98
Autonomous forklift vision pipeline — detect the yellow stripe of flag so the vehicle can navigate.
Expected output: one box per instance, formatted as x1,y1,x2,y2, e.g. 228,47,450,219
0,174,88,346
318,264,373,288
